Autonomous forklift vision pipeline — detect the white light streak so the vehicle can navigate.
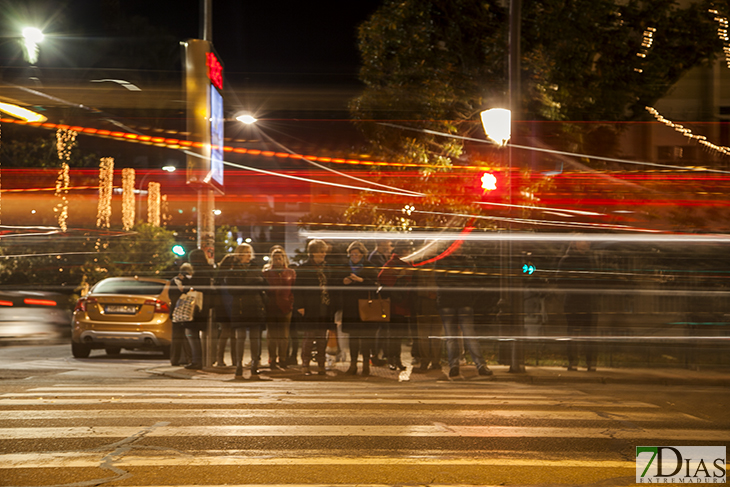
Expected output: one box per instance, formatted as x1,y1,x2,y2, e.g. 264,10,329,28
302,231,730,243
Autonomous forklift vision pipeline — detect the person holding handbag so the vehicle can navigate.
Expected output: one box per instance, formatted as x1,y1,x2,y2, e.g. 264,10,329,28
219,243,266,379
336,241,378,376
169,263,194,366
184,249,215,370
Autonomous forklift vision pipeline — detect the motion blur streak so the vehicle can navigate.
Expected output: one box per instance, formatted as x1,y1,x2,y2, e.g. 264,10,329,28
303,231,730,243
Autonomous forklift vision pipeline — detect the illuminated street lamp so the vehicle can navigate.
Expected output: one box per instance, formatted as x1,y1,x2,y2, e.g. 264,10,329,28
21,27,44,65
480,108,511,146
236,114,257,125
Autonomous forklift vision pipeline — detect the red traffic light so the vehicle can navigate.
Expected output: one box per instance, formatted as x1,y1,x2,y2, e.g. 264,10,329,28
481,172,497,192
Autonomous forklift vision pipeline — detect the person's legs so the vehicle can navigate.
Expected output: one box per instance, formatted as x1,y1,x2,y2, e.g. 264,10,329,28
233,327,246,378
565,313,581,370
456,307,485,369
249,325,261,374
184,327,202,369
216,322,232,366
301,326,314,373
428,311,444,369
314,324,328,373
347,324,360,373
584,313,596,370
439,307,460,373
170,321,185,365
278,312,291,367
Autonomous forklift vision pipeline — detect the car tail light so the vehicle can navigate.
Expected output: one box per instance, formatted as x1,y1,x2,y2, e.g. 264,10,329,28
145,299,170,314
0,300,13,307
74,297,97,313
24,298,57,306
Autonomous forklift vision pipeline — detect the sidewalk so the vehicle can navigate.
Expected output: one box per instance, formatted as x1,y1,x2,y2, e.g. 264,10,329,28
149,357,730,387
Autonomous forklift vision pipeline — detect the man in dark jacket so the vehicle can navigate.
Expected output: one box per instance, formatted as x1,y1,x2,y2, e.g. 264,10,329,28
294,239,331,376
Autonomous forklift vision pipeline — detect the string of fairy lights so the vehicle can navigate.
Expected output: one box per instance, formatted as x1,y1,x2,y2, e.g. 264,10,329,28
710,8,730,68
96,157,114,229
645,106,730,157
147,181,161,227
121,167,135,231
54,128,76,231
634,26,655,73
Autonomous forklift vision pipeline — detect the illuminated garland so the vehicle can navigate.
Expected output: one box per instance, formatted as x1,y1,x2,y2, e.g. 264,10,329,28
147,181,160,227
54,128,76,232
121,168,135,231
709,9,730,68
96,157,114,228
646,106,730,156
634,27,656,73
161,194,170,227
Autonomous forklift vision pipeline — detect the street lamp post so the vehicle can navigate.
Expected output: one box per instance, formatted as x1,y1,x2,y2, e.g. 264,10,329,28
21,27,43,65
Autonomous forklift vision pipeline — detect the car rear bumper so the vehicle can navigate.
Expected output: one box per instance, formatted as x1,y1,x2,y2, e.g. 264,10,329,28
77,330,170,348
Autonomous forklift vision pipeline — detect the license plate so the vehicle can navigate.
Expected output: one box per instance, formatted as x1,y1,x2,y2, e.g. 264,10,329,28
104,304,137,315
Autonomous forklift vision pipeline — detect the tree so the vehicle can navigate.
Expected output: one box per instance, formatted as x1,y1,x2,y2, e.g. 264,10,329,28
348,0,724,231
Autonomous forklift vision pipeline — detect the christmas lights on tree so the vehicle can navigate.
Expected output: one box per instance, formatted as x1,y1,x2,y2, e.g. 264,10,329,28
96,157,114,228
147,181,161,227
121,168,135,231
54,129,76,232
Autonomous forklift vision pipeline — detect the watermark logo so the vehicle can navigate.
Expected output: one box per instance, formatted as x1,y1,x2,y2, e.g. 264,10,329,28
636,446,726,483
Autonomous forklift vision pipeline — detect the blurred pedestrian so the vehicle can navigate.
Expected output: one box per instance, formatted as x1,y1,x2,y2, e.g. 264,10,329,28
220,244,266,378
378,240,414,371
558,240,598,371
262,247,296,370
184,249,215,370
368,239,393,268
436,244,492,378
295,239,332,376
214,254,235,367
168,263,193,366
336,241,378,376
414,262,443,373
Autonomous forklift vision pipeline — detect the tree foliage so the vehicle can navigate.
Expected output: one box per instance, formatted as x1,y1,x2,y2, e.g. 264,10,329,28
348,0,724,231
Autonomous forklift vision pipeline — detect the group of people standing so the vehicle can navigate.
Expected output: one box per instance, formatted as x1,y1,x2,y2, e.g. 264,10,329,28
168,238,497,379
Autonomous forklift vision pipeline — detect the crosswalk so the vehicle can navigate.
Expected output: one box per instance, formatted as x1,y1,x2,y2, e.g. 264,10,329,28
0,380,725,486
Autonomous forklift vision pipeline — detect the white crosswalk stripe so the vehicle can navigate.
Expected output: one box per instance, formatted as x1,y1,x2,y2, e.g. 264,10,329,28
0,380,721,486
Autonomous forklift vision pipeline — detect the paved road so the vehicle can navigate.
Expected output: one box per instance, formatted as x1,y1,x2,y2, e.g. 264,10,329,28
0,345,728,486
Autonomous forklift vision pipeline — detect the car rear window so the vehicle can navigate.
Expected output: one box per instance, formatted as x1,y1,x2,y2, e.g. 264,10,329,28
93,280,165,296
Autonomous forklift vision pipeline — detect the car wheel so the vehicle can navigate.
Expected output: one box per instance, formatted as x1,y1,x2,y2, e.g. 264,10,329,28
160,345,171,359
72,342,91,358
105,347,122,356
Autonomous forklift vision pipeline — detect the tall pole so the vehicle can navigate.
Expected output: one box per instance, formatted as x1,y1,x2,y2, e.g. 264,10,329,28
197,0,216,265
508,0,525,372
199,0,215,368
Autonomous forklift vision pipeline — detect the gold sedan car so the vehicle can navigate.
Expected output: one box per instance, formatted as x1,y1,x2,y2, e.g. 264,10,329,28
71,277,172,358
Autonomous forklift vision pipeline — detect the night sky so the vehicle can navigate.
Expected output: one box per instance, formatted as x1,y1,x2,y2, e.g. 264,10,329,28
1,0,382,84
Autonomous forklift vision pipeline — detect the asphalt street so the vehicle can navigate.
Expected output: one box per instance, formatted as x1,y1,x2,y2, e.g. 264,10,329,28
0,344,728,487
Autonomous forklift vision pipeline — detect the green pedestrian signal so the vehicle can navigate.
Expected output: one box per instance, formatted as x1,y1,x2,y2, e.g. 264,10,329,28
522,263,535,275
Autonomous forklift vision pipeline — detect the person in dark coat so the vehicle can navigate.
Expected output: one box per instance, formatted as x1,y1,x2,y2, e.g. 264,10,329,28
377,240,414,371
219,243,266,378
262,247,296,370
294,239,332,376
168,263,193,366
557,240,598,371
336,241,378,376
184,249,216,370
435,245,492,378
214,255,236,367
